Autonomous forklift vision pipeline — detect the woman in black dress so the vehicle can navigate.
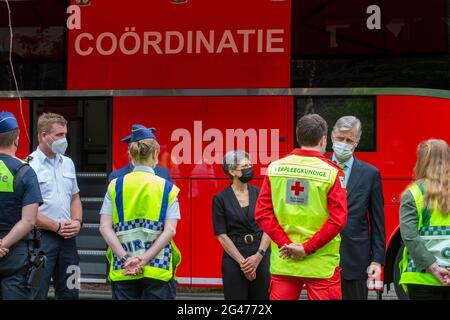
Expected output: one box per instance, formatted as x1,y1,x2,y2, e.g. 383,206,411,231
212,150,271,300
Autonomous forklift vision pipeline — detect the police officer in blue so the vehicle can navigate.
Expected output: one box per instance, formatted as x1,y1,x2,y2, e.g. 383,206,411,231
108,124,172,182
0,112,42,300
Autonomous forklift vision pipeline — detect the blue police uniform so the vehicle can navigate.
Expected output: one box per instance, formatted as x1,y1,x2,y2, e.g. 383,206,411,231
0,112,43,300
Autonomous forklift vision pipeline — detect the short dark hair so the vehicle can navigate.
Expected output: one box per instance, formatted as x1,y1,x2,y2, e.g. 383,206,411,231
0,129,19,148
296,114,328,147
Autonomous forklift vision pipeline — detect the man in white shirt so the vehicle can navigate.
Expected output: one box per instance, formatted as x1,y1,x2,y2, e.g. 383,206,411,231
29,113,83,300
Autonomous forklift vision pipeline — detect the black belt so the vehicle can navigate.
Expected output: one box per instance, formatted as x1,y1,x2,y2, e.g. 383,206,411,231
229,232,262,245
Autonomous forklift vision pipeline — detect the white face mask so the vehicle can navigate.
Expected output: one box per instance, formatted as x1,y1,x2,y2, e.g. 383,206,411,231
333,141,354,162
47,135,68,155
152,159,159,169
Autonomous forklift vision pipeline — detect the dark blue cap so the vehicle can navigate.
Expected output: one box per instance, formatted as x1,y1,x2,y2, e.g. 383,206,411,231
0,112,19,133
121,124,157,143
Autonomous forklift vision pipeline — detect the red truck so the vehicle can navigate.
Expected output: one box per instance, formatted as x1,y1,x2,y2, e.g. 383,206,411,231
0,0,448,299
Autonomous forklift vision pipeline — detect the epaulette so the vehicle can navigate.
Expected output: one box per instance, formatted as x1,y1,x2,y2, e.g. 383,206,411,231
23,155,34,164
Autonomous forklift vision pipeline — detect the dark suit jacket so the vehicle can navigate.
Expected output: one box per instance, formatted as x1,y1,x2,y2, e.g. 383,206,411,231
339,157,386,280
108,163,172,182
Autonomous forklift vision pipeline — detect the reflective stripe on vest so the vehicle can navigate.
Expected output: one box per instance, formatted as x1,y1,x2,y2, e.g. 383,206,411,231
399,182,450,288
268,154,341,278
107,170,181,282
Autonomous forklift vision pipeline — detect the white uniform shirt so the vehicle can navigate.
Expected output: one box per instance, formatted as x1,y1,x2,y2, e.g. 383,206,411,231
29,147,79,222
100,166,180,220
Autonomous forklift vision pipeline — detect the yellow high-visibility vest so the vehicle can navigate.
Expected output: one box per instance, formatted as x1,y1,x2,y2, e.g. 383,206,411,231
108,170,181,282
268,153,342,278
399,182,450,288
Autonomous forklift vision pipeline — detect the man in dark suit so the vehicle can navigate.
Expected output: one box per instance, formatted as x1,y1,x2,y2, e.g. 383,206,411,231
331,116,385,300
108,124,172,182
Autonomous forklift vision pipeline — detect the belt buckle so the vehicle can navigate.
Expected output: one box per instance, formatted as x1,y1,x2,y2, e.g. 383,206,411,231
244,234,254,245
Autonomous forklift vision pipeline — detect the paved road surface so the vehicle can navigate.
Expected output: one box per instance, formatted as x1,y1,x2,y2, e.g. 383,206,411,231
50,286,399,300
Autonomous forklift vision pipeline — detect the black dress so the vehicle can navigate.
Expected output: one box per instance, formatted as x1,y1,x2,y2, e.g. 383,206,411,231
212,184,270,300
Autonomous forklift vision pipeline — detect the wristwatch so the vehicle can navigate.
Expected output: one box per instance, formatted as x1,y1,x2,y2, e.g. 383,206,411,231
257,249,266,257
120,254,130,264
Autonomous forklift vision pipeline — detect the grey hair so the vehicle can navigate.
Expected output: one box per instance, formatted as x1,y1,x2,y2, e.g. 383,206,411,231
332,116,362,140
222,150,250,179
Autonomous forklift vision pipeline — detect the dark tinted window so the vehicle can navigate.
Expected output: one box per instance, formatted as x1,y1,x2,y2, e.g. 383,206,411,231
294,96,376,152
291,0,450,89
31,98,111,173
0,0,68,90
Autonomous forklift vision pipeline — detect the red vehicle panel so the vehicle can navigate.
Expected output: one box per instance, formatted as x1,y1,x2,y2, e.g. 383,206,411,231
377,96,450,179
68,0,290,89
206,96,289,178
112,96,208,178
0,99,30,159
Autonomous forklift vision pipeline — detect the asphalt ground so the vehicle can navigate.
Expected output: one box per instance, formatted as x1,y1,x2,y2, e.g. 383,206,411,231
49,285,399,300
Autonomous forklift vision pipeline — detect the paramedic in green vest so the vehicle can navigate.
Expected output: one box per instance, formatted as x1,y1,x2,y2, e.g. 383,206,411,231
255,113,348,300
99,126,181,300
399,139,450,299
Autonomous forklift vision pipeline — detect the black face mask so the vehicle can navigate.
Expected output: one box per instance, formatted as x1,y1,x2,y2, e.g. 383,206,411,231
238,167,254,183
14,140,19,151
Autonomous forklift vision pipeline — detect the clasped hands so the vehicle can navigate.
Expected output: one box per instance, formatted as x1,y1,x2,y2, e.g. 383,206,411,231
279,243,306,260
428,262,450,285
122,256,146,276
240,254,262,281
57,220,82,239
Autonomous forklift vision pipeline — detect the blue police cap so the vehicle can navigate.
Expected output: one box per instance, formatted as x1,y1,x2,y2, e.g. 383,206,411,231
0,112,19,133
121,124,157,143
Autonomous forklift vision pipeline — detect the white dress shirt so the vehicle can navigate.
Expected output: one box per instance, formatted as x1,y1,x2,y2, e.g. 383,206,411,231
29,147,80,222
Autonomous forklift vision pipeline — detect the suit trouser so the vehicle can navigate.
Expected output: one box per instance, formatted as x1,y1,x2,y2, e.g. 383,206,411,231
221,237,270,300
111,278,174,300
222,251,270,300
33,231,80,300
341,278,368,300
0,241,31,300
269,267,341,300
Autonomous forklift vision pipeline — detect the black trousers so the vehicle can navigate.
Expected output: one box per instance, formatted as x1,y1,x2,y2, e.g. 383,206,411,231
0,241,31,300
222,240,270,300
408,284,450,300
33,230,80,300
341,278,368,300
112,278,175,300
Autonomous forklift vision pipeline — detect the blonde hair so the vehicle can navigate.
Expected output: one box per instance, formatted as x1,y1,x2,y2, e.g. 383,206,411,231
37,112,67,141
129,138,159,164
413,139,450,214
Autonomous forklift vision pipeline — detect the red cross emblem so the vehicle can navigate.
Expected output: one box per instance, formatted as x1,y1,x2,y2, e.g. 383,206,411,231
290,181,305,196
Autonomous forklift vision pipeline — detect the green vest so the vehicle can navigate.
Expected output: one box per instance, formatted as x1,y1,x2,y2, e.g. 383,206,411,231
107,170,181,282
399,182,450,288
268,154,341,278
0,159,15,192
